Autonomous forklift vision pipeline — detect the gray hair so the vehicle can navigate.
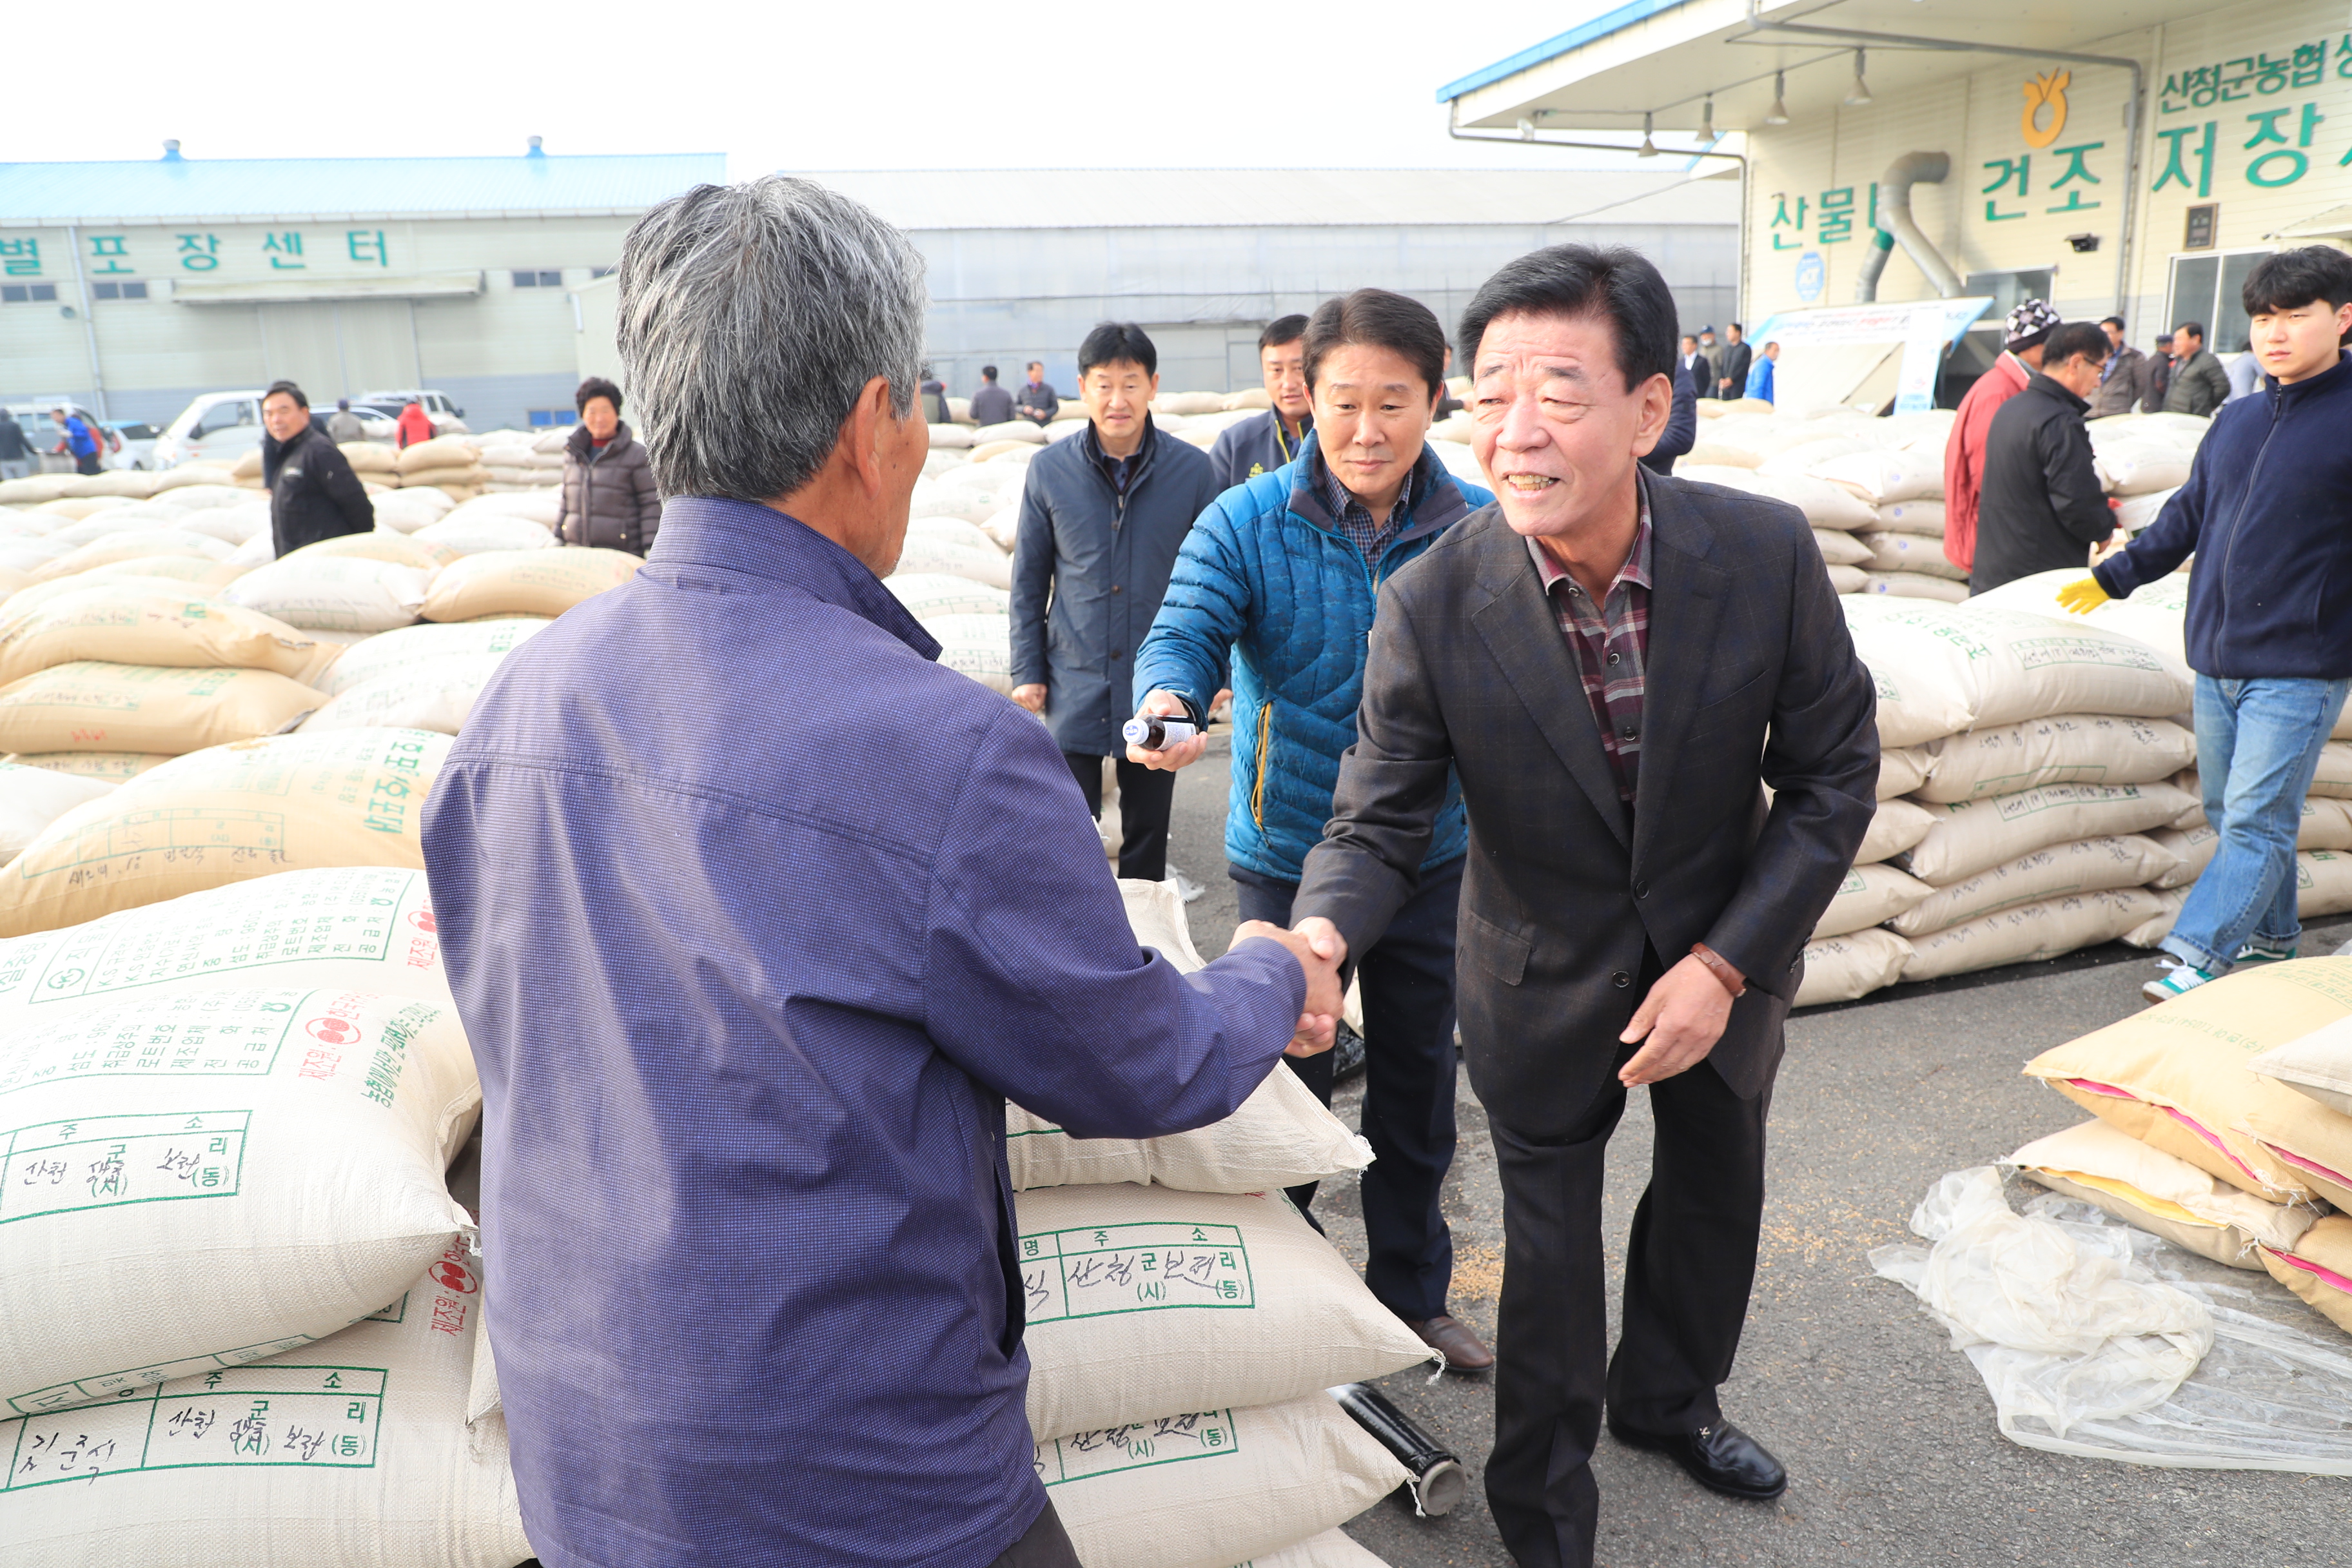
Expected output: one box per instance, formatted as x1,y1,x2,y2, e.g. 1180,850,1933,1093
616,175,928,502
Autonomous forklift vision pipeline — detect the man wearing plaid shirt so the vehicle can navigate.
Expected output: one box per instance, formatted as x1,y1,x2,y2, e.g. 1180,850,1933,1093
1289,246,1878,1567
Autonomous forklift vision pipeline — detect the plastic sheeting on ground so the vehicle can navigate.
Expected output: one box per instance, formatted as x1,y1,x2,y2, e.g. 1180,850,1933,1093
1871,1166,2352,1473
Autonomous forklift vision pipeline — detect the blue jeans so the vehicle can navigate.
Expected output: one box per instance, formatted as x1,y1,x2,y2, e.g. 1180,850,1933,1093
2165,674,2352,972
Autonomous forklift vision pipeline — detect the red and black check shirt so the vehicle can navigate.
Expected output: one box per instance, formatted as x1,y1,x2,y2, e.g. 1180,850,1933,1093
1527,479,1654,804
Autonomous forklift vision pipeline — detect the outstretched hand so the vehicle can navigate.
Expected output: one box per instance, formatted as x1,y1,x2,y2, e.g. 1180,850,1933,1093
2055,576,2111,616
1234,917,1348,1057
1618,954,1734,1086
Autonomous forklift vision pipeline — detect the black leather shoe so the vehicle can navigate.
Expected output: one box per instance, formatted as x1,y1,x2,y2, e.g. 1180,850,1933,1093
1608,1418,1787,1501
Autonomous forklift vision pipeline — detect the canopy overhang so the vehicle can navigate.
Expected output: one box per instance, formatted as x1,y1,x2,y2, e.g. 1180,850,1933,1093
168,272,484,306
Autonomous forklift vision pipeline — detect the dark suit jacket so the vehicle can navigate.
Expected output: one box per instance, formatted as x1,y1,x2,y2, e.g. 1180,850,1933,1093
1292,480,1879,1137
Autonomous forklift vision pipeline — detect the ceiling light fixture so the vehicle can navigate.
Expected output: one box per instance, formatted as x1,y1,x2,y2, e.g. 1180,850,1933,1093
1845,49,1874,106
1765,71,1791,124
1700,97,1717,142
1638,112,1659,157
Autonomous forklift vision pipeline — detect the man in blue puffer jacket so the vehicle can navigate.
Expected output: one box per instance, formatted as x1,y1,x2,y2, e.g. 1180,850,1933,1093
1130,288,1496,1372
2059,245,2352,1003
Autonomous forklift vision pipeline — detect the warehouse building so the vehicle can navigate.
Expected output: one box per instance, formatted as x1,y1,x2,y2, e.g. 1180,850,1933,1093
0,144,723,435
1442,0,2352,409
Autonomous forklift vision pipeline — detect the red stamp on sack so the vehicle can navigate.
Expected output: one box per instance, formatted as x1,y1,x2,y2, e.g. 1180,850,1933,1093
431,1259,478,1295
306,1016,360,1045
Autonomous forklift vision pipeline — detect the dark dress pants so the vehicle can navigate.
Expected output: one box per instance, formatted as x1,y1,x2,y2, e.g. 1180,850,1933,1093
1063,752,1177,883
987,1498,1081,1567
1483,979,1774,1568
1231,859,1462,1324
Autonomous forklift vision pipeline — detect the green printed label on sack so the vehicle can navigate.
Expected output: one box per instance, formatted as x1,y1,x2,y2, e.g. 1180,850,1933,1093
0,869,427,1008
1991,783,2145,821
0,1110,250,1222
22,805,286,882
1035,1409,1239,1485
0,1363,387,1490
2013,636,2164,674
1019,1221,1255,1320
0,995,301,1094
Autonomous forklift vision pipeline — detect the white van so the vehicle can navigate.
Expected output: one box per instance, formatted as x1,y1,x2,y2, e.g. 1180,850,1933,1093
152,389,267,469
357,389,470,435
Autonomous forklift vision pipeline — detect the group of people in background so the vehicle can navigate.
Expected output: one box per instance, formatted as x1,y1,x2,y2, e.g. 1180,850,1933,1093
1667,321,1781,403
2089,313,2238,417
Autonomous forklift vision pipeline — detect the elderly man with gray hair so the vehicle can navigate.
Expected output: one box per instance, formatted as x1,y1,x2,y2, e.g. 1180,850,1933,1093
420,176,1342,1568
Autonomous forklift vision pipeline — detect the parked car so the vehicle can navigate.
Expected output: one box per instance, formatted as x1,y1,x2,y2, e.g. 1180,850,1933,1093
151,390,268,470
103,421,160,471
356,389,469,435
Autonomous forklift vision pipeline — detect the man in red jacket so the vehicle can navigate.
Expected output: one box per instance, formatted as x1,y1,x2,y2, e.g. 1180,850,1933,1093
1943,299,2059,573
395,398,435,449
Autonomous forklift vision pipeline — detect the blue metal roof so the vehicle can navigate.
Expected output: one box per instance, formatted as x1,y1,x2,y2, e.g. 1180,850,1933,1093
1436,0,1697,101
0,152,727,226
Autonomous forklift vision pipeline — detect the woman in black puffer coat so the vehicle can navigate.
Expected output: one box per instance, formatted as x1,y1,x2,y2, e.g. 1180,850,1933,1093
559,377,662,554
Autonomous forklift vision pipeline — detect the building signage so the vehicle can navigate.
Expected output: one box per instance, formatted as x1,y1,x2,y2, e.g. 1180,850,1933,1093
0,228,395,282
1794,251,1825,302
1747,298,1995,415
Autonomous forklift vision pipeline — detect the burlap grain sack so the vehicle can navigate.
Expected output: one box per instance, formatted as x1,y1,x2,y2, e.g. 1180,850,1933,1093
2094,442,2193,496
172,503,271,545
1901,888,2169,981
225,556,431,633
1916,715,2196,804
320,617,550,699
1810,446,1942,504
1743,474,1877,531
1856,531,1967,581
1812,862,1934,939
908,515,1006,556
2248,1017,2352,1117
2010,1119,2315,1269
0,475,75,506
1017,1184,1435,1443
293,531,458,574
1968,568,2193,671
302,654,504,736
896,534,1015,591
1890,835,2180,936
399,467,489,495
2257,1215,2352,1335
927,423,977,449
414,514,559,557
72,554,250,594
1041,1394,1408,1568
1874,499,1946,536
2115,486,2181,534
0,867,451,1028
1877,747,1930,799
1825,566,1865,594
59,469,162,500
392,435,478,476
2298,848,2352,918
2308,741,2352,800
1902,782,2194,885
0,987,477,1417
0,727,447,939
1234,1529,1392,1568
887,571,1011,620
0,661,324,756
1155,392,1226,417
1007,880,1372,1193
0,760,114,860
371,491,453,535
420,548,640,621
5,750,172,781
0,1244,531,1567
1812,528,1872,567
972,440,1042,465
1794,928,1915,1006
28,529,234,584
923,612,1016,695
0,587,338,688
337,440,400,475
1847,598,2191,742
1856,569,1966,603
1855,798,1935,865
2023,957,2352,1201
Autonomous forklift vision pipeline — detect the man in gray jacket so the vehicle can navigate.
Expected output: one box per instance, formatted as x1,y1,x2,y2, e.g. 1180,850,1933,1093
1207,315,1314,487
2088,317,2145,418
2165,322,2231,416
969,366,1015,427
1010,322,1222,879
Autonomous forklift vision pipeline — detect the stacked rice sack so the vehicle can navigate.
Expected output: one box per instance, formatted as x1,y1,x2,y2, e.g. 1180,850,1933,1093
2085,411,2210,536
475,430,568,495
1004,882,1420,1567
890,439,1024,696
2014,959,2352,1338
393,436,491,503
1795,598,2197,1006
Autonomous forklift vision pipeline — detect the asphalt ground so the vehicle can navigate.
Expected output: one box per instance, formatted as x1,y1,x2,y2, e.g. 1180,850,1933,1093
1155,735,2352,1568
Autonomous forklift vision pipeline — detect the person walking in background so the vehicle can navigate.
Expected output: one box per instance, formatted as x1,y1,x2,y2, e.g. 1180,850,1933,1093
2141,333,2176,412
918,369,951,426
1741,340,1779,403
1696,326,1722,397
1208,314,1315,487
1714,322,1750,400
1970,322,2117,594
49,407,102,475
395,397,434,449
1286,245,1877,1567
0,411,32,480
1942,298,2059,575
1640,353,1698,475
2088,317,2144,418
2164,322,2231,416
2059,246,2352,1003
1131,288,1498,1376
259,380,372,558
559,376,662,556
421,175,1341,1568
326,398,366,443
969,365,1014,427
1678,333,1710,399
1016,360,1060,426
1008,322,1221,882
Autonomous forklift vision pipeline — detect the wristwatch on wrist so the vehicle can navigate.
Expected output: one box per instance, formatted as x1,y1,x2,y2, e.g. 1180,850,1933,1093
1690,942,1747,999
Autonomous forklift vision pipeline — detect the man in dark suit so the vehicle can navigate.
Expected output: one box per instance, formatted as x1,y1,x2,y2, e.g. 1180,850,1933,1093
1289,246,1878,1568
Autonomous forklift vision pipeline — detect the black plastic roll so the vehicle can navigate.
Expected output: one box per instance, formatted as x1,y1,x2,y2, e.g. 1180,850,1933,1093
1327,1382,1469,1517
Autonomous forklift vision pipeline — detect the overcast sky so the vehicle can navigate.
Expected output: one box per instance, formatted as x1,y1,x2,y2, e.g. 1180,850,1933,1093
12,1,1631,172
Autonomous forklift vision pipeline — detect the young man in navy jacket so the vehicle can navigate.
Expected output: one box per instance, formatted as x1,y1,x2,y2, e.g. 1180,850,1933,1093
2060,246,2352,1000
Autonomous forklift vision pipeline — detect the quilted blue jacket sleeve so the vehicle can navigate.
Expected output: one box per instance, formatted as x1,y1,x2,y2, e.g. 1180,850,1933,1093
1133,491,1257,725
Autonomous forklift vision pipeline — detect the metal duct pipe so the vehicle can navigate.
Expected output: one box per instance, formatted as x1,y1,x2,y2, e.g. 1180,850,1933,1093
1854,226,1896,302
1874,152,1964,299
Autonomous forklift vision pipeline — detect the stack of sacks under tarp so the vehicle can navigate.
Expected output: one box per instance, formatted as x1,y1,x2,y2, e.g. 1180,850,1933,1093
2016,959,2352,1338
1003,881,1422,1567
1794,597,2197,1006
1974,568,2352,924
0,866,529,1566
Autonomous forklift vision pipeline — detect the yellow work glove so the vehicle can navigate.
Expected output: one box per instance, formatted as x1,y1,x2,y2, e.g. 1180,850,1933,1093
2055,576,2111,616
